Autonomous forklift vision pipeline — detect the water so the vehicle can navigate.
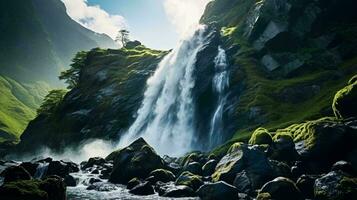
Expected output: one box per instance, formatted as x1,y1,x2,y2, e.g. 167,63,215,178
120,25,211,156
34,162,49,179
209,46,229,148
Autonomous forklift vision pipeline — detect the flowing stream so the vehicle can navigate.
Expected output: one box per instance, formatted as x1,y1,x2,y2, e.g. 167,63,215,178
120,26,211,156
209,46,229,148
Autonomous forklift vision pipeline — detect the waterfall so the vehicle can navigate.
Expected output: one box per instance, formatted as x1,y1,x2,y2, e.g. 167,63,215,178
120,25,210,156
209,46,229,147
34,162,49,179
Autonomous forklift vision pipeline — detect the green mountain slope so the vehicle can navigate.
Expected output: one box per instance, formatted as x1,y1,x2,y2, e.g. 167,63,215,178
0,75,49,144
0,0,117,86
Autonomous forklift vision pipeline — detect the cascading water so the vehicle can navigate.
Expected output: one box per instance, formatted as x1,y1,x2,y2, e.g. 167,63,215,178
34,162,49,179
120,25,211,156
209,46,229,148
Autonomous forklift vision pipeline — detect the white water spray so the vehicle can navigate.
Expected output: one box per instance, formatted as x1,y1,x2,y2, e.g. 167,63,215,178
209,46,229,147
120,26,210,156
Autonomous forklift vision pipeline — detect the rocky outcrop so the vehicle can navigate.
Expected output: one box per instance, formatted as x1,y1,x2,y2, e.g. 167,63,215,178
333,76,357,119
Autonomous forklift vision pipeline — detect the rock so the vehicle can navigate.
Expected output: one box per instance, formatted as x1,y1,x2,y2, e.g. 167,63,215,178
1,166,32,183
333,77,357,119
249,128,273,145
233,170,252,194
64,175,77,187
259,177,303,200
127,177,141,190
19,162,39,176
291,161,307,179
314,171,357,200
109,138,164,184
261,54,280,71
238,192,253,200
269,160,292,179
175,171,203,191
88,178,102,185
270,133,299,161
81,157,106,170
256,192,272,200
147,169,175,183
212,143,274,187
86,182,117,192
46,161,70,178
202,159,218,176
91,169,99,174
125,40,142,48
331,161,355,175
129,181,155,195
180,152,207,167
296,174,319,199
197,181,238,200
183,162,202,175
39,176,66,200
253,21,288,50
155,182,196,197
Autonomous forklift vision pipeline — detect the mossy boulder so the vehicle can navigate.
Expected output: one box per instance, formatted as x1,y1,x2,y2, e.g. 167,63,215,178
202,159,218,176
147,169,175,183
259,177,303,200
314,171,357,200
129,181,155,196
109,137,164,184
197,181,238,200
0,176,66,200
249,128,273,145
175,171,203,191
333,76,357,119
212,143,274,187
155,182,196,197
127,177,141,190
1,166,31,183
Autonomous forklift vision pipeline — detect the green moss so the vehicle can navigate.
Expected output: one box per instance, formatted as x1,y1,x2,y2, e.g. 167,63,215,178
257,192,272,200
248,127,272,145
1,180,48,199
175,171,203,190
332,76,357,119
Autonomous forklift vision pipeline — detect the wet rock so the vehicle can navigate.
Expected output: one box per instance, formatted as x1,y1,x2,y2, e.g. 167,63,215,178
183,162,202,175
19,162,39,176
46,161,70,178
202,159,217,176
86,182,117,192
109,138,164,184
175,171,203,191
127,177,141,190
1,166,32,183
270,134,299,161
147,169,175,183
314,171,357,200
129,181,155,195
333,77,357,119
212,143,274,187
270,160,292,179
233,170,252,194
39,176,66,200
197,181,238,200
238,192,253,200
155,182,196,197
249,128,273,145
259,177,303,200
331,161,355,175
296,174,319,199
81,157,106,170
64,175,77,187
88,178,102,185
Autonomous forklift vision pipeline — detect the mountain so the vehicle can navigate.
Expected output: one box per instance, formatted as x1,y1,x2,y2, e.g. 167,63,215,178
0,0,118,86
15,0,357,156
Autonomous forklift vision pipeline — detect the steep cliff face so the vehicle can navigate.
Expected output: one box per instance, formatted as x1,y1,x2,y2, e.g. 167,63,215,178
200,0,357,143
0,0,117,86
18,45,166,151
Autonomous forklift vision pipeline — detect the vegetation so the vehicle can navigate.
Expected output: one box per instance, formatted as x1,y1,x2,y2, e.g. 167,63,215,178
59,51,88,89
37,89,67,116
332,76,357,119
248,127,272,145
116,29,130,47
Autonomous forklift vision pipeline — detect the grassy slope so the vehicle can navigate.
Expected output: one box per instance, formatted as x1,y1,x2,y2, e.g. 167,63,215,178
201,0,357,156
0,75,49,143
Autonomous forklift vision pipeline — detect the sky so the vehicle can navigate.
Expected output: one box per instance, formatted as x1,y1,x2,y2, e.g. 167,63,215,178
62,0,211,50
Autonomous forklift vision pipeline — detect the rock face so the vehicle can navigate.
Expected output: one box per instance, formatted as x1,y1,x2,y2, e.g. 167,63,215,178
109,138,164,184
259,177,303,200
333,77,357,119
197,181,238,200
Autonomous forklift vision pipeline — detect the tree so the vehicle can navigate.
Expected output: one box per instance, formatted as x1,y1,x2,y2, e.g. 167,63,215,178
115,29,130,47
37,89,67,116
59,51,87,89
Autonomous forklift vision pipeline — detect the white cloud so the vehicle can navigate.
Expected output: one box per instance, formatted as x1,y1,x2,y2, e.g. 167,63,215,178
62,0,126,39
163,0,211,36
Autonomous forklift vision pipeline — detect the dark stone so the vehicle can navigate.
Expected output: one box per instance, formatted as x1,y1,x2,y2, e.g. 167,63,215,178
233,170,252,194
147,169,175,183
129,181,155,195
89,178,102,185
20,162,39,176
64,175,77,187
109,138,164,184
38,175,66,200
270,135,299,161
296,174,319,199
127,178,141,190
46,161,70,178
155,182,196,197
175,171,203,191
259,177,303,200
183,162,202,175
197,181,238,200
81,157,106,170
86,182,117,191
331,160,355,175
1,166,32,183
202,159,217,176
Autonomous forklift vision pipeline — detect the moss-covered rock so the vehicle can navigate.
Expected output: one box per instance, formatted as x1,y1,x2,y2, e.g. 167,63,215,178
1,166,31,183
259,177,303,200
197,181,238,200
249,128,273,145
175,171,203,191
147,169,175,183
333,76,357,119
109,138,164,184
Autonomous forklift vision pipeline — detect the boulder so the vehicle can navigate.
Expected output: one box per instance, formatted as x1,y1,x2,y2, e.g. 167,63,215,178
129,181,155,195
259,177,303,200
1,166,32,183
197,181,238,200
127,177,141,190
233,170,252,194
314,171,357,200
155,182,196,197
20,162,39,176
331,161,355,175
0,176,66,200
212,143,274,187
47,160,76,178
270,133,299,161
202,159,218,176
86,182,117,192
64,175,77,187
109,138,164,184
333,77,357,119
175,171,203,191
183,162,202,175
81,157,106,170
147,169,175,183
296,174,319,199
248,128,273,145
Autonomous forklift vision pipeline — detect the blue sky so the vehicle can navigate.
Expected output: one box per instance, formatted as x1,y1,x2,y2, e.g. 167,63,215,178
62,0,210,50
87,0,178,49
